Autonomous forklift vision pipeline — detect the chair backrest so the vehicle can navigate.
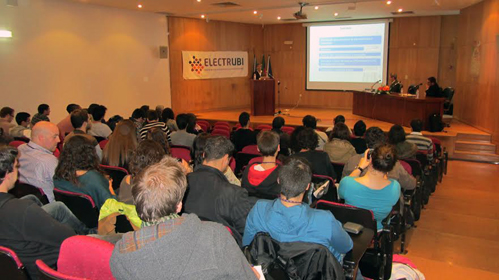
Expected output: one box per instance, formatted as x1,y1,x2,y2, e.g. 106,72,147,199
281,126,295,135
0,246,29,280
399,160,412,175
196,121,209,132
37,260,85,280
229,157,236,172
99,164,129,191
241,144,260,155
330,162,345,181
443,87,454,101
256,124,272,131
13,137,30,143
312,174,338,203
211,128,230,139
98,139,109,150
53,188,99,228
8,141,26,148
57,236,115,280
9,181,49,204
400,158,423,178
170,145,192,162
234,152,260,175
214,121,230,127
315,200,376,233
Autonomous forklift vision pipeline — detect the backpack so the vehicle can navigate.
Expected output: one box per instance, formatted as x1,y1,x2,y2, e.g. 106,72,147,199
428,114,444,132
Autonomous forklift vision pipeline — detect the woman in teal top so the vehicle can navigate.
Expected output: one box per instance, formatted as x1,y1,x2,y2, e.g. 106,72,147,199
339,144,401,230
54,135,114,210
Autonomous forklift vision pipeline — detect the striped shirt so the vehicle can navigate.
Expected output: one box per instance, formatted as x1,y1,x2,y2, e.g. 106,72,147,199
406,132,434,161
139,121,172,142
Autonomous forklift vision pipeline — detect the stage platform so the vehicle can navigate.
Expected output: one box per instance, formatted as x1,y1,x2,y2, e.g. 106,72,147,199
195,107,499,163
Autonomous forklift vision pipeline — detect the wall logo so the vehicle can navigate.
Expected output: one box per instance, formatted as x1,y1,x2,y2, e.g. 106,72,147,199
188,56,204,74
182,51,248,80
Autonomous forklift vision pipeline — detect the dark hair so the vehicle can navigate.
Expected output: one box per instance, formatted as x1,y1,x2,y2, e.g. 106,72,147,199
91,105,107,121
290,126,306,153
132,108,146,120
66,104,81,114
70,109,89,129
239,112,250,127
257,131,280,156
106,115,123,131
132,156,187,222
297,127,318,151
146,128,170,155
147,110,158,121
388,125,406,145
390,73,398,79
353,120,366,137
333,115,345,125
87,104,99,115
278,157,312,199
371,144,397,173
204,136,234,161
410,119,423,132
192,133,211,167
365,127,386,149
155,105,164,122
175,114,189,130
428,77,437,84
129,140,165,177
0,146,18,184
162,108,175,122
302,115,317,129
272,116,285,130
54,135,101,185
0,107,14,118
37,104,49,114
330,122,351,141
186,113,198,134
15,112,30,125
140,105,150,115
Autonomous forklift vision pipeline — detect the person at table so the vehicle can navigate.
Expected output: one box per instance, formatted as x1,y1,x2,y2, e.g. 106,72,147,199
389,73,402,93
339,144,401,230
425,77,443,98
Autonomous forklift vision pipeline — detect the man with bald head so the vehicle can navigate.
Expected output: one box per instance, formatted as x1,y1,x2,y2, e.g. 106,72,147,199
18,121,60,202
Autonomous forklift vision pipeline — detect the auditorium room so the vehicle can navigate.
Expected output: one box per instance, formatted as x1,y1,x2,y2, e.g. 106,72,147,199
1,0,498,279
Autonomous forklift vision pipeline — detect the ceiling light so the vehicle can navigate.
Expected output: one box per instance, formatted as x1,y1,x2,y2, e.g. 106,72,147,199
197,0,201,2
0,30,12,38
201,14,205,18
314,6,319,10
277,16,281,20
253,10,258,15
386,1,392,4
137,4,142,8
334,12,339,16
397,8,403,12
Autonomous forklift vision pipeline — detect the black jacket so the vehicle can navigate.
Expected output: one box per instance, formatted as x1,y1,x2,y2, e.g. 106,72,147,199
184,165,257,244
349,137,367,154
292,150,337,180
426,84,443,98
241,163,281,200
0,193,75,280
232,128,257,152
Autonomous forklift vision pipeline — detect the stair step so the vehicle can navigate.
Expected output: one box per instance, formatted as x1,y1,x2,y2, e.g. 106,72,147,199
456,133,491,143
452,151,499,163
455,141,497,153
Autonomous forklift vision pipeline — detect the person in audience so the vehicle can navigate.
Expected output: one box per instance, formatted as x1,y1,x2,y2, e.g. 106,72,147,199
170,113,196,149
350,120,368,154
302,115,327,149
184,136,256,243
339,144,401,230
110,157,258,280
232,111,256,152
155,105,164,121
130,108,146,136
425,76,443,98
18,121,60,202
88,105,112,138
139,105,150,115
292,128,336,179
57,103,81,140
389,73,402,93
10,112,31,139
162,107,178,132
342,127,416,191
0,145,77,280
31,104,50,126
407,119,434,162
87,103,99,117
324,122,357,164
0,107,15,137
102,120,137,170
271,116,290,157
65,109,103,160
146,127,171,155
139,110,172,141
106,115,123,131
241,131,281,199
389,124,418,159
326,114,346,133
118,140,165,204
289,126,306,154
243,157,352,262
54,135,114,210
186,113,202,135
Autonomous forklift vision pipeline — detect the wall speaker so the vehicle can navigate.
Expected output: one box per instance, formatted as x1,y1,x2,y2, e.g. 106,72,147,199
159,46,168,59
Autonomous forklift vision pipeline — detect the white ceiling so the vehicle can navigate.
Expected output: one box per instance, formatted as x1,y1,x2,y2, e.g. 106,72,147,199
66,0,482,24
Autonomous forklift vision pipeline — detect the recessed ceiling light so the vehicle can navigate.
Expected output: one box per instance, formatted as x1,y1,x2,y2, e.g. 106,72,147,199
334,12,339,16
197,0,201,2
201,14,205,18
314,6,319,10
253,10,258,15
397,8,403,12
137,4,142,8
277,16,281,20
386,0,392,4
0,30,13,38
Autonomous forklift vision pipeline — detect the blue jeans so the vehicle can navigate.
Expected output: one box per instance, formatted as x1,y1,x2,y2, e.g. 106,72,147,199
21,195,95,235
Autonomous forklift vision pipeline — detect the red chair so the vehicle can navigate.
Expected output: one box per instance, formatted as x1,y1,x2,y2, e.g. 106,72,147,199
98,139,109,150
8,141,26,148
241,144,260,155
229,157,236,172
213,125,230,132
0,246,29,280
214,121,230,129
53,188,98,228
399,160,412,175
53,148,60,159
196,122,209,132
57,236,115,280
36,259,84,280
170,145,192,162
99,164,129,191
211,129,230,139
9,181,49,205
281,126,295,135
256,124,272,131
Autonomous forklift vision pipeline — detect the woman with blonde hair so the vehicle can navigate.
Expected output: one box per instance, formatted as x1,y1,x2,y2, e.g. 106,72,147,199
102,119,137,170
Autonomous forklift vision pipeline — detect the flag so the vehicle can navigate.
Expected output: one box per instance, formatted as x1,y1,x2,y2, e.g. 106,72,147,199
267,55,273,78
261,54,266,76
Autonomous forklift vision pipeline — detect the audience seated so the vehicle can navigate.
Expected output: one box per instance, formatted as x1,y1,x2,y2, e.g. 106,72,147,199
326,114,346,133
18,121,60,202
302,115,327,149
57,104,81,139
31,104,51,126
0,107,15,137
324,122,356,164
186,113,203,135
292,128,337,180
65,109,103,160
10,112,31,139
146,127,171,154
271,116,291,157
241,131,281,199
407,119,434,162
105,115,123,132
170,113,196,149
110,156,257,279
289,126,306,154
139,110,172,141
342,127,416,191
102,119,137,170
339,144,401,230
243,157,352,262
162,107,178,132
54,135,115,210
88,105,112,138
232,111,256,152
350,120,368,154
155,105,164,121
389,124,418,159
130,108,146,138
184,136,256,243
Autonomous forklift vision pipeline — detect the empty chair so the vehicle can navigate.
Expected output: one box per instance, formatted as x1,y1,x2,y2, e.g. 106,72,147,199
311,174,337,203
256,124,272,131
211,128,230,139
212,125,230,132
170,145,192,162
0,246,29,280
8,141,26,148
53,188,99,228
281,126,295,135
214,121,230,128
99,164,129,192
36,259,85,280
241,144,260,155
196,121,209,132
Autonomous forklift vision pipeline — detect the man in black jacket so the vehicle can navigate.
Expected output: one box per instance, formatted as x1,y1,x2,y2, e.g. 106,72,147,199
183,136,256,244
425,76,443,98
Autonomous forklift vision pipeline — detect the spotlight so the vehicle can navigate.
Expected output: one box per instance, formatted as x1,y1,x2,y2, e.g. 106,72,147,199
277,16,281,20
334,12,339,16
397,8,403,12
314,6,319,10
386,1,392,4
253,10,258,15
201,14,205,18
137,4,142,8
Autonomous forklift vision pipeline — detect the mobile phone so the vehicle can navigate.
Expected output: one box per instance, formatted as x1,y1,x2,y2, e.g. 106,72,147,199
367,149,373,160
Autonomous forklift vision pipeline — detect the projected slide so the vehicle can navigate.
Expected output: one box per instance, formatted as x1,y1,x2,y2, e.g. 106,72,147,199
306,21,389,91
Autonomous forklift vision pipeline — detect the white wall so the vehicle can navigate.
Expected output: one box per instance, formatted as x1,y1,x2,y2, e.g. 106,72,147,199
0,0,171,122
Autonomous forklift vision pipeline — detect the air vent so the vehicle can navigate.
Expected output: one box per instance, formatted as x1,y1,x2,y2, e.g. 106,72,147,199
211,2,240,8
391,11,414,15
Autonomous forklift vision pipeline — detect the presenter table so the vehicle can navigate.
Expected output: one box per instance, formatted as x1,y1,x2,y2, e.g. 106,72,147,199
353,91,445,130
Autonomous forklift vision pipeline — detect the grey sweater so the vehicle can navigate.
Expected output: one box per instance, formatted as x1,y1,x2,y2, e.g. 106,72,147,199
110,213,256,280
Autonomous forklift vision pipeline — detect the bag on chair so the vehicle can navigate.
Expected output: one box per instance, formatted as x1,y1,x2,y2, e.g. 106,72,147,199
428,114,444,132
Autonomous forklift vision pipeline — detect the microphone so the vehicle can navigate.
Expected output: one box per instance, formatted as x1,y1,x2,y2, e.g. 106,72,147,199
370,80,382,91
277,81,281,85
414,83,423,89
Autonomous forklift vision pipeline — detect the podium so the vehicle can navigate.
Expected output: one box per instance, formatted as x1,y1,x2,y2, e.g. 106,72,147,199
250,79,275,116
